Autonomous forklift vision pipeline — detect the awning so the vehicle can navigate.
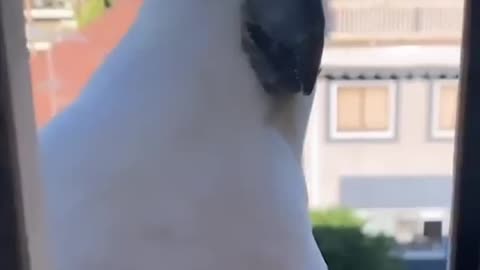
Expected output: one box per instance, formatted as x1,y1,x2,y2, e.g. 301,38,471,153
340,176,453,209
320,46,461,80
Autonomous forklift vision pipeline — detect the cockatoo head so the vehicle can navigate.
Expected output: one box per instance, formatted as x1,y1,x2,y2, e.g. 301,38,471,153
242,0,326,96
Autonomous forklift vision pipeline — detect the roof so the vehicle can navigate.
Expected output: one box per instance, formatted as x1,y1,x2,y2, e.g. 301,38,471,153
30,0,143,128
321,45,461,80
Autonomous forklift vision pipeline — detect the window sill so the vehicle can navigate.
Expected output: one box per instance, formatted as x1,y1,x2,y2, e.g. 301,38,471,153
329,130,396,141
430,130,455,141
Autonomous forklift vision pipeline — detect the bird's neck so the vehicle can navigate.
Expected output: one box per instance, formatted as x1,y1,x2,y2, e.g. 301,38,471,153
135,0,244,37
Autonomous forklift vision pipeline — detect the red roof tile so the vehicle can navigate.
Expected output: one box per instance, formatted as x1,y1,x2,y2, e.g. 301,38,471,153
30,0,143,128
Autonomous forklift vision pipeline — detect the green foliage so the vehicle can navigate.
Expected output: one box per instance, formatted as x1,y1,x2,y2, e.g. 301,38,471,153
310,208,364,228
76,0,110,28
311,208,404,270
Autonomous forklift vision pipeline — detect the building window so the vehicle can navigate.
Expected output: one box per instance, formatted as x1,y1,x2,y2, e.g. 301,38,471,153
329,80,397,140
423,221,443,242
431,80,459,139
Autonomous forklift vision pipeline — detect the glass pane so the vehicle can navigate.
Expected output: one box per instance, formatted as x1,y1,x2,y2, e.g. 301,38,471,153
19,1,463,270
337,87,363,131
439,85,458,131
364,86,389,131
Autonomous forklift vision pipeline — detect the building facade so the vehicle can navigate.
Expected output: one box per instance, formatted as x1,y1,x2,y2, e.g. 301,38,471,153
303,0,462,255
305,46,459,239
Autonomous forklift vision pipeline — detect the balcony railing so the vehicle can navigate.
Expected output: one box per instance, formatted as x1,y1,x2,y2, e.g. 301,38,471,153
28,0,74,9
25,8,75,20
328,0,464,43
24,0,76,20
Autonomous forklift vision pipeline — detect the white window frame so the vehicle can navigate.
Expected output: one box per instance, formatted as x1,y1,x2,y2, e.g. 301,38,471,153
328,80,398,140
27,41,52,52
25,8,75,20
431,79,458,140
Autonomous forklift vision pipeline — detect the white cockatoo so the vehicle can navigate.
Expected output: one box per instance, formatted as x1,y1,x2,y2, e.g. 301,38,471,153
39,0,326,269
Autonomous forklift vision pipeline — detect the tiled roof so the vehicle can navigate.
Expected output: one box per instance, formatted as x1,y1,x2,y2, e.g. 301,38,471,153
30,0,143,128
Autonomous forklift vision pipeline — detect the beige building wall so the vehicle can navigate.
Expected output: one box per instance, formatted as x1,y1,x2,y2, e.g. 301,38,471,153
303,79,457,208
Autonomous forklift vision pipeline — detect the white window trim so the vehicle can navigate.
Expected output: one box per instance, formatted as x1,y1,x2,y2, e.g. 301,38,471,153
329,80,397,140
27,41,52,51
431,79,458,140
25,9,75,20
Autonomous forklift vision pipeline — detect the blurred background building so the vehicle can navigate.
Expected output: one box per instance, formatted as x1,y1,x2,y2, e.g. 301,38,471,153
302,0,462,269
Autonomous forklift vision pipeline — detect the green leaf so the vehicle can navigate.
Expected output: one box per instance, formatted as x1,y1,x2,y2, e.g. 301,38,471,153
310,208,404,270
310,208,364,228
76,0,110,28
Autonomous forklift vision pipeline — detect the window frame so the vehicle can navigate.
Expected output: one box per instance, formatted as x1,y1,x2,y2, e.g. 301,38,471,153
328,79,398,141
0,0,478,269
430,79,459,140
450,0,480,268
0,0,53,269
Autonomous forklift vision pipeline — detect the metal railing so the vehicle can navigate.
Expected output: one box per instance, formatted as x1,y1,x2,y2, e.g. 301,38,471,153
27,0,74,9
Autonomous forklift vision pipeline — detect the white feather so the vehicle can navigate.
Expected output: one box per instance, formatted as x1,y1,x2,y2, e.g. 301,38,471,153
39,1,327,269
